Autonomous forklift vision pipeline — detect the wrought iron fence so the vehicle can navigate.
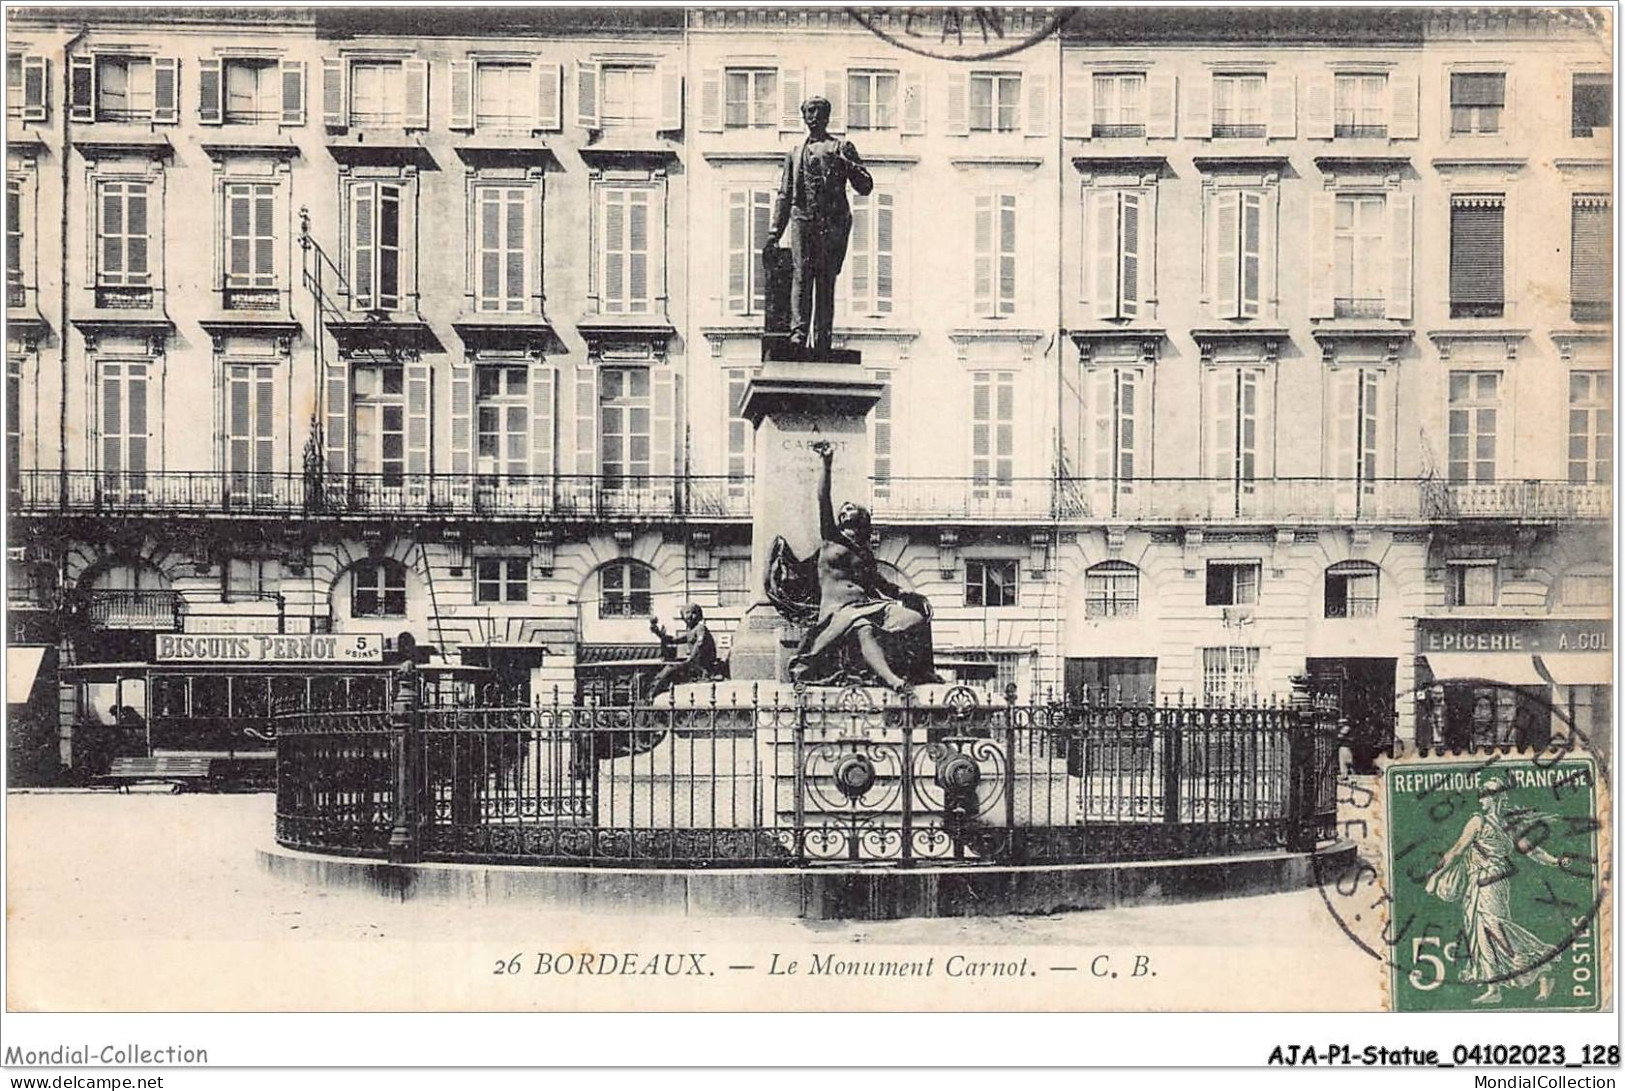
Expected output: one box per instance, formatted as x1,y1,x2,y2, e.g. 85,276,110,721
274,689,1339,868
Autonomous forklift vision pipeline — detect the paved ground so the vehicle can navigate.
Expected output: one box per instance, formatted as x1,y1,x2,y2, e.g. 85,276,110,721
6,791,1384,1011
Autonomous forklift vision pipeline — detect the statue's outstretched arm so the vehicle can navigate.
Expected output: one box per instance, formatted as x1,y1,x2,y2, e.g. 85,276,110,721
812,439,838,541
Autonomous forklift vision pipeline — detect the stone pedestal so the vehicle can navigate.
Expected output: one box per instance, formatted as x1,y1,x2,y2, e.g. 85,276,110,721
730,359,883,682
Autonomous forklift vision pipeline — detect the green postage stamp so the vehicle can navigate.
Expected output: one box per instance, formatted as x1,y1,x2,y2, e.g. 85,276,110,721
1386,754,1609,1012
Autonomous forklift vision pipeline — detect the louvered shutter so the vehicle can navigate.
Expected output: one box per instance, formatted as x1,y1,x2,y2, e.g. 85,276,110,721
874,192,894,314
725,190,748,314
1304,74,1334,139
449,60,473,131
601,188,624,312
1328,367,1357,479
69,54,94,121
576,60,599,129
322,58,345,127
21,56,48,122
946,70,969,136
573,362,597,476
972,193,993,316
1209,366,1236,480
1119,192,1141,318
1089,189,1117,319
449,359,472,478
1026,71,1050,136
1089,368,1113,478
280,60,305,125
822,67,845,133
406,360,430,478
1308,191,1335,318
698,67,722,132
658,62,681,132
531,363,555,478
198,57,223,124
1387,193,1413,320
1268,73,1295,138
1449,197,1504,310
901,70,924,134
153,58,179,123
1239,191,1262,318
871,371,893,486
1063,66,1091,138
535,62,562,131
652,367,675,479
1214,190,1239,317
325,360,349,474
1388,72,1419,139
1183,74,1212,139
403,58,428,129
1571,196,1611,310
1146,72,1176,138
628,190,649,312
779,67,804,132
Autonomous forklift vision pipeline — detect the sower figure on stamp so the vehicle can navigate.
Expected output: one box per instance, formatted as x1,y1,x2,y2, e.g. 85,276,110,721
764,96,873,355
647,603,723,699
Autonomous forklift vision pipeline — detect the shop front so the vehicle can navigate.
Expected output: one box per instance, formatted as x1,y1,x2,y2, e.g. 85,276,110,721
1415,619,1613,756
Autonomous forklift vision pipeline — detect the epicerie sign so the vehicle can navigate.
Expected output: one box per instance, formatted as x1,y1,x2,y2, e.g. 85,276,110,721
1416,619,1612,654
156,633,383,663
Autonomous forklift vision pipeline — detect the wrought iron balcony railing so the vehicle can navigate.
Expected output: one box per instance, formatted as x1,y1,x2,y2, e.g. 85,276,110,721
73,589,184,632
9,472,1611,525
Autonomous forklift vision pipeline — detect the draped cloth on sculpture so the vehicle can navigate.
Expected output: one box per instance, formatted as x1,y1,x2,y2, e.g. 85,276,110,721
1425,813,1559,987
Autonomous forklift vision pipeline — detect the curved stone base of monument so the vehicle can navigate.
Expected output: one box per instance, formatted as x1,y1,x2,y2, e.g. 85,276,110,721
256,840,1356,920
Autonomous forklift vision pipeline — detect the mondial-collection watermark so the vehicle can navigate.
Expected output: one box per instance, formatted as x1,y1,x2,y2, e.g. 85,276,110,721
3,1045,208,1066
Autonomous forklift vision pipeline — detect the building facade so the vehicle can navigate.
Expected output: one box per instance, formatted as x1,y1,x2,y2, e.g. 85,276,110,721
5,7,1612,779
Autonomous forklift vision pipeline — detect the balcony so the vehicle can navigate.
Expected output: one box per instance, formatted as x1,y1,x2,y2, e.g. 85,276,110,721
74,589,183,631
10,472,1610,526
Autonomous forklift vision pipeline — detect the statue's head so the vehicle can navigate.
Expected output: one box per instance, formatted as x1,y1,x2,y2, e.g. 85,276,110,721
681,602,704,626
836,501,872,541
1479,778,1507,814
800,96,832,130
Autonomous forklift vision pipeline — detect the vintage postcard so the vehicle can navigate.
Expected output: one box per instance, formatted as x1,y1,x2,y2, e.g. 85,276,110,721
1,0,1617,1066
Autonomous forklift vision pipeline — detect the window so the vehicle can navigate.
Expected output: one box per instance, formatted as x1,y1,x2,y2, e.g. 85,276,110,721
971,370,1014,495
1207,366,1269,490
99,361,149,501
1568,371,1611,486
1092,73,1145,137
965,558,1018,607
224,557,272,603
6,177,22,308
1325,561,1380,618
474,186,531,313
223,182,277,309
724,188,774,315
1212,74,1266,138
848,69,898,130
97,180,152,306
1088,367,1143,484
475,62,533,133
1447,371,1499,483
1561,569,1610,608
70,53,177,124
725,368,750,499
1084,561,1139,619
600,367,650,490
224,363,274,503
1212,189,1263,318
1206,561,1260,607
1327,367,1385,487
1333,194,1385,317
475,557,528,604
1450,72,1504,134
1202,647,1260,704
1446,560,1497,608
1570,195,1610,322
352,364,410,487
717,556,750,607
599,64,657,130
1066,657,1156,704
1448,195,1504,318
1334,73,1387,138
349,59,404,126
599,187,652,315
96,55,152,120
7,53,48,121
972,192,1018,317
724,67,776,129
969,71,1021,132
1088,189,1143,319
847,191,895,317
600,561,652,618
870,370,893,496
224,58,277,123
348,180,402,311
476,365,529,481
1572,73,1611,138
351,559,407,618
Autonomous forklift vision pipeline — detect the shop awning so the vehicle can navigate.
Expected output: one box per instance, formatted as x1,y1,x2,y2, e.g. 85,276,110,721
1535,653,1615,687
6,646,47,704
1423,652,1548,686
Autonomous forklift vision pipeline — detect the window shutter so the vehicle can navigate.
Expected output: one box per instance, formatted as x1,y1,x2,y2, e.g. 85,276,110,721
1328,367,1357,478
1571,196,1611,307
1119,191,1141,318
576,60,599,129
822,67,845,133
725,190,748,314
1304,74,1334,139
1308,191,1335,318
1089,189,1117,319
972,192,993,315
280,60,306,125
403,58,428,129
652,367,676,478
1183,73,1212,139
1239,191,1262,317
1146,72,1176,139
847,194,871,315
778,67,804,131
601,188,624,312
658,62,682,132
535,62,562,131
1089,368,1113,478
901,69,925,134
197,57,222,124
153,57,179,124
325,360,349,473
1025,71,1050,136
699,67,722,132
628,190,649,311
946,70,969,136
21,56,48,122
449,359,472,475
1449,198,1505,307
1062,66,1091,138
1388,72,1419,139
1387,193,1413,320
69,54,94,122
1267,73,1295,138
406,361,431,494
874,192,894,314
449,59,473,130
322,57,346,127
531,363,555,477
573,361,597,475
1214,190,1239,318
1209,367,1236,479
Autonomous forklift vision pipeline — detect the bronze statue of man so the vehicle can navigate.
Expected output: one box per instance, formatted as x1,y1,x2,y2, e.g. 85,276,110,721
764,96,873,355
